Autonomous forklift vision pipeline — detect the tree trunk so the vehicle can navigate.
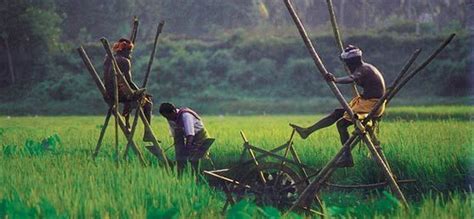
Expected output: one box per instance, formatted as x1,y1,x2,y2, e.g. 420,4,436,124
3,36,15,85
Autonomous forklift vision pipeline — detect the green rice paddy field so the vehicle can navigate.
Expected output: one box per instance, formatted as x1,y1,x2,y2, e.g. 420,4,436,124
0,106,472,218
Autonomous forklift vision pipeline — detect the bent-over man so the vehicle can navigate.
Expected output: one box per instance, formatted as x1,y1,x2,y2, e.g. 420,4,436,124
159,103,214,175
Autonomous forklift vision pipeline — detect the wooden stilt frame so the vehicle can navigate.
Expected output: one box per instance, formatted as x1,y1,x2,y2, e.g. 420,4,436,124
78,46,147,166
202,1,454,215
76,18,170,169
201,1,453,214
283,0,455,213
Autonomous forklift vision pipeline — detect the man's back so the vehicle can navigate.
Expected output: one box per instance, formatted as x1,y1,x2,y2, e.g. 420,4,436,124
353,63,385,99
103,54,133,97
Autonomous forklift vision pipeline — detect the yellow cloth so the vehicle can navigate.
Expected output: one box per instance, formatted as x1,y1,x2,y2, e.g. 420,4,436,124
193,128,211,148
343,96,385,121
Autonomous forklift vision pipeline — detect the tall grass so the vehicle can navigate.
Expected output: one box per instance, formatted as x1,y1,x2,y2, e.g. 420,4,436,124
0,106,472,217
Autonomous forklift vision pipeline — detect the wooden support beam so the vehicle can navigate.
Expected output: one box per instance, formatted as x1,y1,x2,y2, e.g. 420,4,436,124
289,134,360,209
386,34,456,104
93,107,112,159
283,0,356,121
246,143,267,184
137,106,170,169
239,141,293,167
77,47,108,97
123,108,140,159
240,130,249,143
130,16,139,44
360,134,409,208
142,21,165,88
326,179,416,189
112,45,120,167
387,49,422,92
325,0,360,97
111,107,147,166
244,144,317,171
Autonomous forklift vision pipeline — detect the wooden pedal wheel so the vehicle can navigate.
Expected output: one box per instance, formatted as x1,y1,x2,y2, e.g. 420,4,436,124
232,162,307,209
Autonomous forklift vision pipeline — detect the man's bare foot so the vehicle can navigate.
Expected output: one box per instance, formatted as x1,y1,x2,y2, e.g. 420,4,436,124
289,123,310,139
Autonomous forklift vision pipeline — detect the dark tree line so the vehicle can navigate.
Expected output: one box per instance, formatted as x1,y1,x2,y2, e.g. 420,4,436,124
53,0,470,42
0,0,469,112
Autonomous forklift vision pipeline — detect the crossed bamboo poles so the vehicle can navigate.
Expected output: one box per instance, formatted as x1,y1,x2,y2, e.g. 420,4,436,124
77,18,169,169
283,0,455,212
75,5,455,215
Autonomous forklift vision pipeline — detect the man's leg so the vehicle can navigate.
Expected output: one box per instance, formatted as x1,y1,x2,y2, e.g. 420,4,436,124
176,154,187,177
142,97,154,142
190,160,200,176
290,109,345,139
174,133,187,176
121,97,132,131
335,118,354,167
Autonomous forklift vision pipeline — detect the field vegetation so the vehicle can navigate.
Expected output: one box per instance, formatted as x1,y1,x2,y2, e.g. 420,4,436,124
1,106,472,218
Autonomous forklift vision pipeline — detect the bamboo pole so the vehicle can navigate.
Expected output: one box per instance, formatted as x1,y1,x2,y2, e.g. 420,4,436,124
276,129,296,176
244,144,317,173
237,141,319,171
283,0,355,120
113,56,120,166
137,107,170,169
77,47,108,97
289,142,310,184
361,134,408,208
240,131,267,184
326,179,416,189
289,134,360,209
283,0,372,209
130,16,139,44
274,130,297,201
142,21,165,88
325,0,359,97
93,108,112,159
123,109,140,159
387,49,422,92
78,46,111,160
112,108,147,166
386,34,456,104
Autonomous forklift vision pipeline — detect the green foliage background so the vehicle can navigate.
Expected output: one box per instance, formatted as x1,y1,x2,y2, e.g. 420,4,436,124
0,0,471,115
0,32,471,115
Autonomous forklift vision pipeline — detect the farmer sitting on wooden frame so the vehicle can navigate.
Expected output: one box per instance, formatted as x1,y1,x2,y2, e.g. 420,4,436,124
103,38,154,142
290,45,386,167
